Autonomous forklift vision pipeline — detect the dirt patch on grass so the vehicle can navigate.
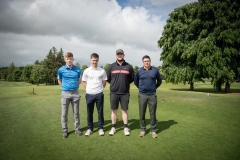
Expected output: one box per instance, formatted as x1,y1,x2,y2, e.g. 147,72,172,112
227,93,240,96
174,97,209,102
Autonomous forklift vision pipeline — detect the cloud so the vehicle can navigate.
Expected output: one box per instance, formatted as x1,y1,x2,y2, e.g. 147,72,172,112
0,0,196,68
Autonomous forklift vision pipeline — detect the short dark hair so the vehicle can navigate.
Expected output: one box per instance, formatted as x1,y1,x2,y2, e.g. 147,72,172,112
91,53,99,59
142,55,151,61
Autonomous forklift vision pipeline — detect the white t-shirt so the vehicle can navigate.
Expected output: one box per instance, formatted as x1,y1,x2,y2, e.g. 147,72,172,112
82,66,107,94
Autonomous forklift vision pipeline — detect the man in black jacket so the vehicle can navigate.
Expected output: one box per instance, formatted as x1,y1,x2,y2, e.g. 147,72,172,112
106,49,134,136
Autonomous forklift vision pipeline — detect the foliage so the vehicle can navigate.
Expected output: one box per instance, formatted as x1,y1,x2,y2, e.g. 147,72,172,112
133,66,139,74
6,62,15,81
103,63,110,72
75,62,81,68
43,47,65,85
11,67,22,81
22,65,33,83
81,65,88,73
158,0,240,91
30,65,46,85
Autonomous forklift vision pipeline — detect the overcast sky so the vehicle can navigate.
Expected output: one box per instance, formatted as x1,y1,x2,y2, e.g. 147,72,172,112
0,0,197,68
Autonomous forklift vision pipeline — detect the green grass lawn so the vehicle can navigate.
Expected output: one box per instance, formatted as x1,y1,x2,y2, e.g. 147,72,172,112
0,81,240,160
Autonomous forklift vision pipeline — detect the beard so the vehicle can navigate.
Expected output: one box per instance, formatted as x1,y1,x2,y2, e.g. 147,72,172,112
117,58,124,63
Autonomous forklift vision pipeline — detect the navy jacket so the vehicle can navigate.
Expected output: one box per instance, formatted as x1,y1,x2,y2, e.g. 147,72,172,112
134,66,162,95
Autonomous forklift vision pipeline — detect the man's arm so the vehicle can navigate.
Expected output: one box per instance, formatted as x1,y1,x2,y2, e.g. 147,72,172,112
102,80,106,88
156,70,162,88
134,71,139,88
58,79,62,86
82,80,87,89
78,78,82,85
106,64,112,83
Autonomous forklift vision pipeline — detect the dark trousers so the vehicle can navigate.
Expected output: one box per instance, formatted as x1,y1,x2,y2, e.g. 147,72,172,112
86,92,104,130
138,94,157,132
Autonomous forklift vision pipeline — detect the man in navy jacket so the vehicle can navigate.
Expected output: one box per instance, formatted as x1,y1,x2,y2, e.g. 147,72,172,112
134,55,162,138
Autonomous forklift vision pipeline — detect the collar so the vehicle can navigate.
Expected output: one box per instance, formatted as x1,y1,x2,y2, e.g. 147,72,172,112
116,60,126,66
143,66,152,70
89,66,99,70
65,65,73,69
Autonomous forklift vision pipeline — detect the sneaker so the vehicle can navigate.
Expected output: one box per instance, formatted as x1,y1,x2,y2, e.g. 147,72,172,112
75,129,82,136
124,127,130,136
150,131,158,138
139,131,146,137
109,127,116,136
63,132,68,138
85,129,92,136
99,129,104,136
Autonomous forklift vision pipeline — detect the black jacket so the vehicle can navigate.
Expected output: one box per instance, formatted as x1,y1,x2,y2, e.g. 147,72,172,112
107,61,134,94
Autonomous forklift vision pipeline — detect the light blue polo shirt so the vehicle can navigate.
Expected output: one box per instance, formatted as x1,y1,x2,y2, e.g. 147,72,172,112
57,65,82,91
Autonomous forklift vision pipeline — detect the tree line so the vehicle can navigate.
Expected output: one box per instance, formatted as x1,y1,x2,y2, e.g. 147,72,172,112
0,47,164,85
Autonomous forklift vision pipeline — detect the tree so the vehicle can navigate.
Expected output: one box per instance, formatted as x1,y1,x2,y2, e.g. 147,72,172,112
75,62,81,68
7,62,15,81
43,47,63,85
81,65,88,73
158,0,240,91
0,67,8,80
30,65,46,85
11,67,22,81
133,66,139,74
103,63,110,72
22,65,33,83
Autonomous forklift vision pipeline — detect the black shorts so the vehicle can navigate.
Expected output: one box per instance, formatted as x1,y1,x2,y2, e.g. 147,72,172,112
110,93,130,110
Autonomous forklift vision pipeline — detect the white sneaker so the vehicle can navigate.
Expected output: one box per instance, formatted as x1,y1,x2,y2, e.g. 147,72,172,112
99,129,104,136
85,129,92,136
124,127,130,136
109,127,116,136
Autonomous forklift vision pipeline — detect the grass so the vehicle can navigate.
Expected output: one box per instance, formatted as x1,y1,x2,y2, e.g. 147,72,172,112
0,80,240,160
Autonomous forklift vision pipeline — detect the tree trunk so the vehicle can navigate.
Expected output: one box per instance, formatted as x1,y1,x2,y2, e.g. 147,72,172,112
224,82,230,92
189,82,194,90
215,79,222,91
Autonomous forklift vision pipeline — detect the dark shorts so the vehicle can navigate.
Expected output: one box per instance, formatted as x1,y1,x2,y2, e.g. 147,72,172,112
110,93,130,110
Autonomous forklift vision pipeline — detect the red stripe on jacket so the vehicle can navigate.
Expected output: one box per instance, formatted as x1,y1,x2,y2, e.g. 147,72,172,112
111,70,130,74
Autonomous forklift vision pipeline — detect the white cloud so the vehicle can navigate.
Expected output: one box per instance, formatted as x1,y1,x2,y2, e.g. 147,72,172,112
0,0,196,68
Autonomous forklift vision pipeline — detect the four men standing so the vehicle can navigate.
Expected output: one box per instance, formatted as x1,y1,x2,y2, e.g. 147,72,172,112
58,51,161,138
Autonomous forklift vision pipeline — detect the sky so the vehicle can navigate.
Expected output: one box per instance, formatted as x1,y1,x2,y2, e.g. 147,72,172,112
0,0,197,68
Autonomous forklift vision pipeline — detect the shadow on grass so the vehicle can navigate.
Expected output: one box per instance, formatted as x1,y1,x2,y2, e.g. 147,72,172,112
156,120,178,134
143,119,178,134
68,119,178,135
170,88,240,94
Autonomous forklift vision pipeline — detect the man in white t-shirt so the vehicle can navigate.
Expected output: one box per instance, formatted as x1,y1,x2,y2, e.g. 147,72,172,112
82,53,107,136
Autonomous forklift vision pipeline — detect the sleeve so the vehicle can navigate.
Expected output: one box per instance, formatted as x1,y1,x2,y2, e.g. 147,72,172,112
79,68,82,79
102,70,108,80
106,64,112,83
57,68,62,79
128,65,134,84
134,70,139,88
156,69,162,88
82,69,87,81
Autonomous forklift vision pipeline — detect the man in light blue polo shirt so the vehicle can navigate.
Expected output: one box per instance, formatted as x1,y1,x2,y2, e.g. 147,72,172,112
57,52,82,138
82,53,107,136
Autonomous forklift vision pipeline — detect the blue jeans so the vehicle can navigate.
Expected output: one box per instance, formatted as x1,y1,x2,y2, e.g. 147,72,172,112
61,90,80,132
85,92,104,130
